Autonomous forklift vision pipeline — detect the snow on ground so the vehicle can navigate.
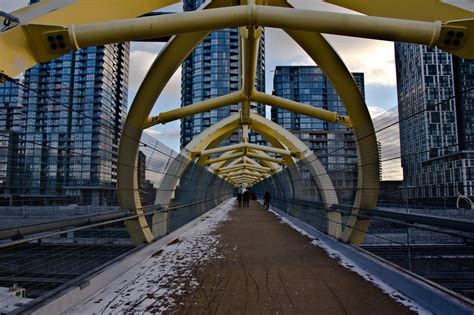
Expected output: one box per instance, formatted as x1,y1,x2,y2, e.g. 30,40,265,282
67,199,234,314
268,208,431,315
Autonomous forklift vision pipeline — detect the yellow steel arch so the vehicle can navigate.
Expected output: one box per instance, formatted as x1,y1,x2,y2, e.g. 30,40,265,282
1,0,472,245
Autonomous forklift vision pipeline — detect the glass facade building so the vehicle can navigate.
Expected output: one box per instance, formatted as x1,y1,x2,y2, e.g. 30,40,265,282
14,43,130,205
181,0,265,148
395,43,474,202
0,80,22,203
272,66,365,203
0,39,130,205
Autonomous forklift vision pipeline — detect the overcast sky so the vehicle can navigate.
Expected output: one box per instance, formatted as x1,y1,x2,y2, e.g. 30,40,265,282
1,0,402,179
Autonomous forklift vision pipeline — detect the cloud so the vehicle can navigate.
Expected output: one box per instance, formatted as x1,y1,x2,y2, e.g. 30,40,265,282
1,0,28,13
144,121,181,152
128,50,159,92
328,37,396,86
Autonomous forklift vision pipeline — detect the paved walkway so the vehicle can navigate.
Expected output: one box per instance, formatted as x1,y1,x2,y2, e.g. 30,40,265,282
172,200,414,314
69,199,415,314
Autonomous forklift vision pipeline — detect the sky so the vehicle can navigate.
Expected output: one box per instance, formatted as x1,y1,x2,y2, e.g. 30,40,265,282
1,0,402,179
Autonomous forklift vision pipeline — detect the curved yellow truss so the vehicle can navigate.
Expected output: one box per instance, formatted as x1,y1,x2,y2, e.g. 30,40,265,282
1,0,472,245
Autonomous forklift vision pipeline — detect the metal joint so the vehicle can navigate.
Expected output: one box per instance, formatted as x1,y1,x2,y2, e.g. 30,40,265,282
1,11,20,31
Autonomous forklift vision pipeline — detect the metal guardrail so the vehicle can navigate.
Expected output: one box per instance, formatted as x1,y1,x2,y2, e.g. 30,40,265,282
0,210,130,241
272,197,474,234
0,194,233,249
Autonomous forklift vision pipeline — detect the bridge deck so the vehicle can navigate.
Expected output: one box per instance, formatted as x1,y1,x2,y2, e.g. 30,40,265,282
69,200,415,314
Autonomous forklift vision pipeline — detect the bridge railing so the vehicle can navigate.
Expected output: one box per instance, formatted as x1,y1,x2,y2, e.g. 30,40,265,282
259,196,474,300
0,132,233,308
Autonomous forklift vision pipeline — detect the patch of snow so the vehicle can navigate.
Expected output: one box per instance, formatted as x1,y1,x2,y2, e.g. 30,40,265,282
268,208,431,315
67,199,234,314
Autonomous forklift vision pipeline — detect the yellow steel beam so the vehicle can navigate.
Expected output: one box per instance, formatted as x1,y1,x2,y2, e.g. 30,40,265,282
10,0,181,26
217,163,272,174
251,92,353,128
324,0,474,22
249,112,307,160
145,91,246,128
217,163,248,173
224,170,263,180
268,0,378,244
240,1,262,121
67,6,445,50
185,113,241,156
228,174,262,181
0,0,180,77
247,150,286,165
243,151,282,173
204,151,245,166
241,124,250,143
198,142,293,158
3,2,472,78
211,155,244,172
116,0,230,244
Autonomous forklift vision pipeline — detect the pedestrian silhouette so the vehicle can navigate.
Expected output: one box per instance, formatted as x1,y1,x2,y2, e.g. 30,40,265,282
237,192,242,207
264,191,271,210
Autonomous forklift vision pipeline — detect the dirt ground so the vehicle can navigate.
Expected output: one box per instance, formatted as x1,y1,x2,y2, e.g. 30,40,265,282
170,200,415,315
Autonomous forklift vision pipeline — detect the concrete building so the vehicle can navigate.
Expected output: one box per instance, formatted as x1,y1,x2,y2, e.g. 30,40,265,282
272,66,365,203
180,0,265,148
395,43,474,204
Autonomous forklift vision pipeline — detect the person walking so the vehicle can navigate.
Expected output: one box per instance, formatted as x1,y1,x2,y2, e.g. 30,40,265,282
243,191,250,207
264,191,271,210
237,192,243,207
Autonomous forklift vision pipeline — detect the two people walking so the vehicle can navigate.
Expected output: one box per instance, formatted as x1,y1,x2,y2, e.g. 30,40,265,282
236,190,271,209
237,191,251,207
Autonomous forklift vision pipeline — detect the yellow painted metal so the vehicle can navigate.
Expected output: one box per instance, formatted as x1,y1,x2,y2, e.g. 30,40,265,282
247,150,286,165
11,0,181,26
225,169,263,179
211,155,244,172
440,19,474,60
116,0,230,244
255,5,443,45
229,168,264,177
4,0,463,243
289,30,380,245
65,5,444,50
324,0,474,22
218,163,272,173
4,1,471,78
227,175,262,182
69,7,248,49
228,172,262,180
265,0,379,244
217,163,248,173
241,124,250,143
199,142,292,158
204,152,245,165
251,91,353,128
249,113,306,160
0,0,180,77
145,91,245,128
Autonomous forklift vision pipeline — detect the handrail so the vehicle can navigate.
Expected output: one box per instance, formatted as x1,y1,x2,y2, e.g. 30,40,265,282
0,193,232,249
272,197,474,234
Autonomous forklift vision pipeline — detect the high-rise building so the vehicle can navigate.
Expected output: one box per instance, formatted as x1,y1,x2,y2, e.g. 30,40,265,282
180,0,265,148
272,66,365,203
395,43,473,203
16,44,129,205
0,80,23,204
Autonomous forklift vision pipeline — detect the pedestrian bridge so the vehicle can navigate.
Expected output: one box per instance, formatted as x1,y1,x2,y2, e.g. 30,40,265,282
0,0,473,313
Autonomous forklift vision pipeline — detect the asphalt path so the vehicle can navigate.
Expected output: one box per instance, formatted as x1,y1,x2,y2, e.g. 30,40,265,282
171,200,415,314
